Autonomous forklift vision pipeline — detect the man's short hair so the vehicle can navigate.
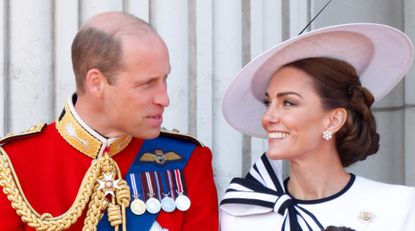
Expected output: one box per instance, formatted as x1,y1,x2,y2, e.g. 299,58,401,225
71,26,123,93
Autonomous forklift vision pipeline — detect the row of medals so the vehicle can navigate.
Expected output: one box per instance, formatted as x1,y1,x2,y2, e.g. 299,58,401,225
130,193,191,215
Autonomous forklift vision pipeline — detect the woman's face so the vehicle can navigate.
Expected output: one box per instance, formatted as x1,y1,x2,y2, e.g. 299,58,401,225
261,66,331,160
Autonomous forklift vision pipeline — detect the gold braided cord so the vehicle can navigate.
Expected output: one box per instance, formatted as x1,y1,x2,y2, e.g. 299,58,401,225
107,203,122,227
0,147,131,231
82,185,106,231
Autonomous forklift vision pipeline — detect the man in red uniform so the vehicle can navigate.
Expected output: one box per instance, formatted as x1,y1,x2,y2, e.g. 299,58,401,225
0,11,218,231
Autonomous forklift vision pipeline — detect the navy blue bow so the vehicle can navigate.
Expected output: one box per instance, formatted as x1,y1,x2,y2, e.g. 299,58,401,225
220,154,323,231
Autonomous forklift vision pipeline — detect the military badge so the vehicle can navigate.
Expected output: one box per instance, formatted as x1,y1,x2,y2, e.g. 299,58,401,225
139,149,183,165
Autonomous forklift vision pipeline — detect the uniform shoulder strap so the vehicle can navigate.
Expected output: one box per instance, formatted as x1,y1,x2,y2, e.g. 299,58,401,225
0,123,47,146
160,128,204,147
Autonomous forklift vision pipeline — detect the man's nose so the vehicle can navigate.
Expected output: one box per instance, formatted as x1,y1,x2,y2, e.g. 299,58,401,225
155,83,170,107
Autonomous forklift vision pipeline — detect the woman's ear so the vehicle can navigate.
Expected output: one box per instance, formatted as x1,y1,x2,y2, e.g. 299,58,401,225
325,108,347,133
84,68,106,97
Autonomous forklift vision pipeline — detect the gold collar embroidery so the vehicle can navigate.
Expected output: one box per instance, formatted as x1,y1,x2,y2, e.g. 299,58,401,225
56,101,132,159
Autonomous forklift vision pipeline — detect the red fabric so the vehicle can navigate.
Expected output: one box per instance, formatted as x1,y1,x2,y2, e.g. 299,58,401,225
157,146,219,230
0,123,218,231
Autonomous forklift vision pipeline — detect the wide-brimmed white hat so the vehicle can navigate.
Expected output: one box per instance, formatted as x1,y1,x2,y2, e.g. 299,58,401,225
222,23,414,138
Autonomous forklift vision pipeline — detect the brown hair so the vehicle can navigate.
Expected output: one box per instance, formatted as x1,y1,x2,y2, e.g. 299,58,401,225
283,57,379,167
71,26,123,93
71,13,158,94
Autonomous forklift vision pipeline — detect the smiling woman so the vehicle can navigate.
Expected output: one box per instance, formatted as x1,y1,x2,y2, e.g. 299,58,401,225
262,65,337,162
219,23,415,231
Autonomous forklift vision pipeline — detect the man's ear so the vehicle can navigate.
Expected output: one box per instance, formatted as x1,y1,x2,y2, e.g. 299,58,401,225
325,108,348,133
84,68,106,97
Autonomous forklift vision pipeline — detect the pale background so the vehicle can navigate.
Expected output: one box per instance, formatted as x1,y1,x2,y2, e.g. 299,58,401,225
0,0,414,200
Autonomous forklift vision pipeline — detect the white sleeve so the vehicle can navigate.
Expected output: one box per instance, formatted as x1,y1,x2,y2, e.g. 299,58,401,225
220,209,239,231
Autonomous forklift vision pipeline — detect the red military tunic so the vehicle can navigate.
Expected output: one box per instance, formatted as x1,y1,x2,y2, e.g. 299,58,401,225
0,99,218,231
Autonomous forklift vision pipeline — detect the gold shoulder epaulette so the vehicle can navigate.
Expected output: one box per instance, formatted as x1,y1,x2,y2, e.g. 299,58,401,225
160,128,204,147
0,123,47,146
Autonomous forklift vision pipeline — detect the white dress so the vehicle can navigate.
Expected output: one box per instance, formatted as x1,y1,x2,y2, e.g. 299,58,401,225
220,155,415,231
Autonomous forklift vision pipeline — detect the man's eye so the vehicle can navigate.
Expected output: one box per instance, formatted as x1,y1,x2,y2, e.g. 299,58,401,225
142,79,155,87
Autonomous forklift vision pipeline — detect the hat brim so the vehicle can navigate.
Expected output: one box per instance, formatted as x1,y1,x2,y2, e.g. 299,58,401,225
222,23,414,138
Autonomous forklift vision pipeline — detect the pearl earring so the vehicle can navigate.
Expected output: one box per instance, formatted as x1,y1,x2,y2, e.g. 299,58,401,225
322,130,332,140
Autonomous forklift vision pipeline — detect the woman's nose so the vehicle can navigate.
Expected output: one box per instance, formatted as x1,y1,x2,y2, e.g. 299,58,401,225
262,106,280,124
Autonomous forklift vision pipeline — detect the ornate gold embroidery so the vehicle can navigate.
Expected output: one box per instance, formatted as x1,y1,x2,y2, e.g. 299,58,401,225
110,135,132,156
56,103,131,159
0,123,46,145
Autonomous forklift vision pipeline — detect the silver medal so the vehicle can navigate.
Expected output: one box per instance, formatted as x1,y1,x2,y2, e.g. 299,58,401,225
161,196,176,212
175,194,191,211
146,197,161,214
130,198,146,215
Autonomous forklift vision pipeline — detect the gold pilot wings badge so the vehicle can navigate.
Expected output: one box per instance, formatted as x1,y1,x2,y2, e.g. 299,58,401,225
139,149,183,166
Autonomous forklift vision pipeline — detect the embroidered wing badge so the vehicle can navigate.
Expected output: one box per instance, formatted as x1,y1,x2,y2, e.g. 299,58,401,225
139,149,183,166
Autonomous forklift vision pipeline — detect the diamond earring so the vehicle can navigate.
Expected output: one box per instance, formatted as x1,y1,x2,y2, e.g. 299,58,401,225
322,130,332,141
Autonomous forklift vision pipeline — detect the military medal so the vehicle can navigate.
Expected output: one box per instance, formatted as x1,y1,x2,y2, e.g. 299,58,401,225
175,193,191,211
131,198,146,215
144,172,161,214
146,197,161,214
161,195,176,212
173,169,191,211
129,173,146,215
154,171,176,213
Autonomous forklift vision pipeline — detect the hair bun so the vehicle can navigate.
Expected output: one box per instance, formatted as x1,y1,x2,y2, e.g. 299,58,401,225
349,85,375,109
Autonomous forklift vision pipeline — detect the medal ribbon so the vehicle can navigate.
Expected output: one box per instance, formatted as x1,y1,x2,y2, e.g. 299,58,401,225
129,173,139,199
159,171,170,197
145,172,156,198
152,171,162,201
166,170,176,199
174,169,185,194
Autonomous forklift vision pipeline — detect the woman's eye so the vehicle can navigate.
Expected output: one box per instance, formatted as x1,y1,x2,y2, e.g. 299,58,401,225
283,100,295,106
263,99,271,108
